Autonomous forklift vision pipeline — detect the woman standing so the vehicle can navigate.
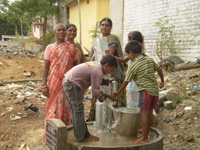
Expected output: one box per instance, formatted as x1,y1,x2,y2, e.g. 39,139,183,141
65,24,87,64
41,23,78,142
88,17,126,121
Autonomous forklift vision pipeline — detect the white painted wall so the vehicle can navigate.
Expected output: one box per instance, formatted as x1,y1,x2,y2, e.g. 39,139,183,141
109,0,124,45
123,0,200,62
33,26,40,39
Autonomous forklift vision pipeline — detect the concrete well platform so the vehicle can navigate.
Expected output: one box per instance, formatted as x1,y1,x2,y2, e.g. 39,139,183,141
66,122,163,150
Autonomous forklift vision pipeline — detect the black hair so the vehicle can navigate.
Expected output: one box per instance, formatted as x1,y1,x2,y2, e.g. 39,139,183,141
125,40,142,54
100,17,113,27
100,54,117,67
128,31,143,44
66,24,77,30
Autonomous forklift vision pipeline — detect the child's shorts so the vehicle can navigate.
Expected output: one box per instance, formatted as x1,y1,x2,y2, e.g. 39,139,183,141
138,90,158,109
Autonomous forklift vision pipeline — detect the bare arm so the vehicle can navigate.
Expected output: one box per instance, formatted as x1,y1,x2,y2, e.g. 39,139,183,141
42,60,50,97
112,81,129,96
77,43,87,63
42,60,50,85
157,67,164,88
89,50,94,61
107,94,117,102
105,47,115,55
115,56,129,63
81,51,87,62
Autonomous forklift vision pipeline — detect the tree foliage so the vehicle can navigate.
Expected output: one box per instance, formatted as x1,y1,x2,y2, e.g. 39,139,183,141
18,0,67,49
18,0,63,18
0,0,31,39
0,0,68,49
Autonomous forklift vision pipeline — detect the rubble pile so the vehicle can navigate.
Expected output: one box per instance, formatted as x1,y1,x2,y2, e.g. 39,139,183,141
158,68,199,95
158,99,200,150
0,46,38,57
155,68,200,150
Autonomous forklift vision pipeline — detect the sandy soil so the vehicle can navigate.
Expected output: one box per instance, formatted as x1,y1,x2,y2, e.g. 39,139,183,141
0,55,43,81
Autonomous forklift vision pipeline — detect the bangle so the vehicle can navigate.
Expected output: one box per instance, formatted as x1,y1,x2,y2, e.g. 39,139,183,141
41,85,48,89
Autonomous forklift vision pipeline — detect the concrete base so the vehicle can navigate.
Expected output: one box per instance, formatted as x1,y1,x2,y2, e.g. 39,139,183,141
67,122,163,150
45,120,163,150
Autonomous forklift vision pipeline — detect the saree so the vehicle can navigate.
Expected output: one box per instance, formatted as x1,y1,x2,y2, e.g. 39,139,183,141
107,34,126,106
43,42,78,142
74,42,87,64
87,34,126,121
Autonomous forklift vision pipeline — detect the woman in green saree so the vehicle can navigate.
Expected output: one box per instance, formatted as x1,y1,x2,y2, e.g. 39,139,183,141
88,17,126,121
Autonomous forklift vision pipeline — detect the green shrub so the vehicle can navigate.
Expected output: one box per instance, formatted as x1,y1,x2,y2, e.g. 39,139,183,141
155,16,176,62
45,30,55,46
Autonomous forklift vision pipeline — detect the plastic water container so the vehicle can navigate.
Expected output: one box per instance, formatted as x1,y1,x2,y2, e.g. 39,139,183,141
126,80,139,108
126,90,139,108
96,101,103,128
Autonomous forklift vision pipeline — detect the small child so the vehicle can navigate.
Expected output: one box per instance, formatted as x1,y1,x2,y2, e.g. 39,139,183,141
113,40,164,144
62,54,117,142
115,31,145,63
115,31,145,108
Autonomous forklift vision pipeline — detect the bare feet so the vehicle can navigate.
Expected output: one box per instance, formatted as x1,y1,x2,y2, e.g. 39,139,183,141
130,137,143,143
130,137,148,144
136,140,148,144
82,134,99,142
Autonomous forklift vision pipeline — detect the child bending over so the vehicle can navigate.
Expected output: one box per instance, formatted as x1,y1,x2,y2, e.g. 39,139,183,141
62,54,117,142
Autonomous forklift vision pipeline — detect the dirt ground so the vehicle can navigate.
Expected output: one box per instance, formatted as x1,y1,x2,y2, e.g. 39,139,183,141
0,54,45,149
0,53,200,150
0,55,43,81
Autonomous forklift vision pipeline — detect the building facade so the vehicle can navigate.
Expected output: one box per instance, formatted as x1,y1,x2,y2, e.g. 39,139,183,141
64,0,109,52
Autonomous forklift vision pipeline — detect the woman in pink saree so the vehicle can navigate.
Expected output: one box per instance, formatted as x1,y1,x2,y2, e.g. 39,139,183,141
41,23,78,143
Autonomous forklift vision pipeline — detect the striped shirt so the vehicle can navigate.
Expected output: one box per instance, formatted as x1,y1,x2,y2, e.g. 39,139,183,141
125,54,159,96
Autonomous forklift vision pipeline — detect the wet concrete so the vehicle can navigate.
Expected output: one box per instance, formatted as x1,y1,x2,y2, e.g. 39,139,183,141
66,122,163,150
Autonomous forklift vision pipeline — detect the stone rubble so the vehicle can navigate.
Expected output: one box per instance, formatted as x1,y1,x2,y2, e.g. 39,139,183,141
153,67,200,150
0,46,38,57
